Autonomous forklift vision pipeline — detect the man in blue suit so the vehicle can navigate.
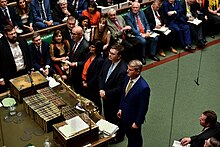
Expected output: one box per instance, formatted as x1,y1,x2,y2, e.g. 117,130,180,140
30,0,55,29
125,2,160,62
29,32,53,77
117,59,150,147
162,0,193,51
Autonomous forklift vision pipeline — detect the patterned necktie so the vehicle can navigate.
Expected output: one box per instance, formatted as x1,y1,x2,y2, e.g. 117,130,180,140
113,20,126,39
136,15,144,33
39,2,46,20
125,79,133,95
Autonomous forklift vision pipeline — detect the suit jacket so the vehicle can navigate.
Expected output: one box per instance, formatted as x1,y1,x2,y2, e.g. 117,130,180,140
119,75,150,127
162,0,188,25
0,6,21,32
98,59,127,111
29,41,51,71
52,4,79,23
0,36,32,84
30,0,52,22
107,15,127,41
144,5,167,30
69,37,89,66
125,10,151,37
190,122,220,147
61,26,74,49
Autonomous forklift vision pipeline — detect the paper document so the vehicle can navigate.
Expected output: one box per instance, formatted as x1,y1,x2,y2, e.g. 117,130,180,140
96,119,119,136
187,18,202,25
150,32,160,38
46,77,60,88
59,116,89,137
153,26,171,35
172,140,191,147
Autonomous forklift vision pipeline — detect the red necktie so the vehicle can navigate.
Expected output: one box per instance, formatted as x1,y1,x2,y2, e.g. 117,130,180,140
136,15,144,33
113,20,126,39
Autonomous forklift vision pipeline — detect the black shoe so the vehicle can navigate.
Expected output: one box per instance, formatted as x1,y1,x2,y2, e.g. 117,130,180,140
210,35,215,39
197,40,205,48
184,45,194,52
141,58,146,65
149,55,160,61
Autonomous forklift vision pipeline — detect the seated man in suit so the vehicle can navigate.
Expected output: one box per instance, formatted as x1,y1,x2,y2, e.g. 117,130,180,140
125,2,160,62
52,0,78,24
182,0,207,47
181,110,220,147
29,32,54,77
163,0,193,51
144,0,177,57
0,0,22,33
30,0,57,29
71,0,89,16
107,8,143,64
0,25,32,93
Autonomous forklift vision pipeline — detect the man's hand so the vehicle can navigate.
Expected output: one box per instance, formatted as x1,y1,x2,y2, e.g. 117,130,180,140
99,90,106,99
43,68,49,76
45,21,53,26
168,11,176,16
131,122,139,129
117,109,122,118
180,137,191,146
70,62,77,67
0,80,5,86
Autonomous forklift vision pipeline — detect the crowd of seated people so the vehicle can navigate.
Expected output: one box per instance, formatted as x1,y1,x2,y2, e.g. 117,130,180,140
1,1,220,145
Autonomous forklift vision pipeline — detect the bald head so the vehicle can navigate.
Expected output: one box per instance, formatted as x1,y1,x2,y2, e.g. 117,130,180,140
72,26,83,42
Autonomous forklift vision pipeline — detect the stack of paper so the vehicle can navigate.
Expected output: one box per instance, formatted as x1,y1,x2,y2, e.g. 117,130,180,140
59,116,89,137
96,119,119,136
187,18,202,25
172,140,191,147
153,26,171,35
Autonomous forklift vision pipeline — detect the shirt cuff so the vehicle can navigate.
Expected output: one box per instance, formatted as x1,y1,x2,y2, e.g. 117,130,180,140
0,78,4,82
40,68,44,71
45,65,50,69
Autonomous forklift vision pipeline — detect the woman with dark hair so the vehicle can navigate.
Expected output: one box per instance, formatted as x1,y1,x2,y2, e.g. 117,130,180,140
78,16,92,41
15,0,34,33
81,39,104,112
82,1,101,26
92,16,111,58
50,29,70,80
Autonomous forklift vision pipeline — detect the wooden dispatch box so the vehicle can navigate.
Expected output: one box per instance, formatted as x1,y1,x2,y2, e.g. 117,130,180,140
9,71,48,103
53,113,99,147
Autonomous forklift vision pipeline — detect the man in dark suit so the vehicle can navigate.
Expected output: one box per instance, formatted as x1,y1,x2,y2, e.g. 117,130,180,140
162,0,193,51
144,0,177,57
0,0,21,32
125,2,160,62
52,0,78,24
181,110,220,147
29,32,53,77
99,44,127,143
30,0,55,29
69,26,89,94
107,8,142,64
117,59,150,147
0,25,32,93
61,16,77,49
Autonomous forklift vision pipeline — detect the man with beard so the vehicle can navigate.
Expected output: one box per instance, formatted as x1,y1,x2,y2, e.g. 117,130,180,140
0,25,32,93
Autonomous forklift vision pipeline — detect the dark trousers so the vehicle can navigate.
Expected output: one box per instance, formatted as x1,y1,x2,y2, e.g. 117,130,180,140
125,125,143,147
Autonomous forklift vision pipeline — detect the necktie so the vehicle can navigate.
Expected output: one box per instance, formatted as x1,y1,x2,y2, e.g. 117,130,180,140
39,2,46,20
105,63,114,82
71,43,77,55
113,20,126,39
155,11,161,21
37,46,41,54
125,79,133,95
3,8,13,26
136,15,144,33
73,0,78,12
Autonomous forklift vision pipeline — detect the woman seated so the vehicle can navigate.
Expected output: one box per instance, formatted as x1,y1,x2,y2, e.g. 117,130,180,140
15,0,34,33
82,1,100,26
81,39,104,112
50,29,70,80
91,16,111,58
78,16,92,42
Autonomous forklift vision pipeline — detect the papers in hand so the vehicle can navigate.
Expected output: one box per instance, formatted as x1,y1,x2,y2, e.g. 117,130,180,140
187,18,202,25
46,76,60,88
96,119,119,136
58,116,89,137
61,60,71,65
149,32,160,38
153,26,171,35
172,140,191,147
